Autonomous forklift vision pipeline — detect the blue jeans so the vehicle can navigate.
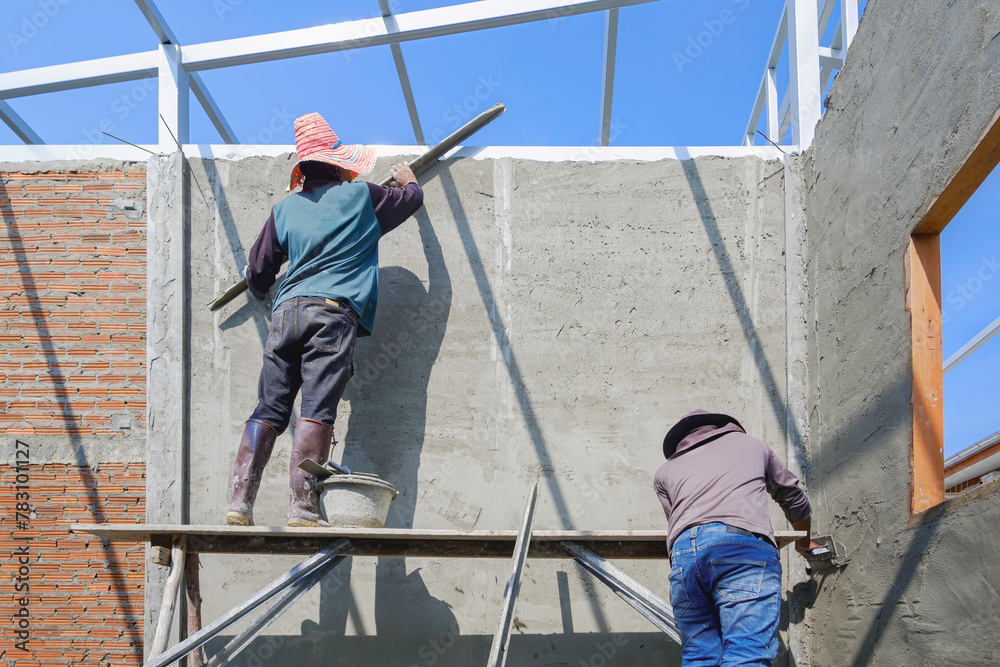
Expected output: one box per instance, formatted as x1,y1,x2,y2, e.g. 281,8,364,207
669,523,781,667
249,297,357,432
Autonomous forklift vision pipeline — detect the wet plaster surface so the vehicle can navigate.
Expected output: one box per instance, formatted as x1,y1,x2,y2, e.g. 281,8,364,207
158,151,788,664
799,1,1000,665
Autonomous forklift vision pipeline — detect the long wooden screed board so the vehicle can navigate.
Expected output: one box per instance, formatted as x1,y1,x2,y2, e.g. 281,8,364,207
73,524,805,558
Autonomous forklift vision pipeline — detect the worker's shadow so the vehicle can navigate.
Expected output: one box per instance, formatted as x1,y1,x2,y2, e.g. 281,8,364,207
311,207,458,659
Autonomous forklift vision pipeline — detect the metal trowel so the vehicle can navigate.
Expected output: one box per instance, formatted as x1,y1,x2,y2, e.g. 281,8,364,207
298,458,351,479
805,535,849,574
298,458,379,479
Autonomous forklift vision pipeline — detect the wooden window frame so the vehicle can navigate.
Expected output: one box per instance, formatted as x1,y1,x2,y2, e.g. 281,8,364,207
908,106,1000,517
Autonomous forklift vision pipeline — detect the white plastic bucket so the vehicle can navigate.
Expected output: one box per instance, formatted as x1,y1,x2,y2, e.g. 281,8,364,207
318,475,399,528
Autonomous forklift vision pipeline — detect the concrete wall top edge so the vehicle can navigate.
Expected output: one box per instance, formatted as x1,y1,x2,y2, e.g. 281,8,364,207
1,144,790,164
0,157,146,173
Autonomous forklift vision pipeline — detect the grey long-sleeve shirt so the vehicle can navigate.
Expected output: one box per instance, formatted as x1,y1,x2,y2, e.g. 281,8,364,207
654,425,811,553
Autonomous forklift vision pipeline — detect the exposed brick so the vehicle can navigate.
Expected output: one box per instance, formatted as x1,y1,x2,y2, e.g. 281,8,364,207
0,166,145,664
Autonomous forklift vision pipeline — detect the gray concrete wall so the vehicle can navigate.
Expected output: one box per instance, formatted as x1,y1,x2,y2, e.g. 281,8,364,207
799,1,1000,665
156,150,792,664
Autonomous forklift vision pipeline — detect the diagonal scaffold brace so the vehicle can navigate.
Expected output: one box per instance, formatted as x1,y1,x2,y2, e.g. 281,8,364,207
207,101,506,312
486,482,538,667
559,540,681,644
145,538,351,667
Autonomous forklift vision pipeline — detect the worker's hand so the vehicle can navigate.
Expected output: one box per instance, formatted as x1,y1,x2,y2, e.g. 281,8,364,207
389,161,416,188
790,518,815,559
796,539,825,559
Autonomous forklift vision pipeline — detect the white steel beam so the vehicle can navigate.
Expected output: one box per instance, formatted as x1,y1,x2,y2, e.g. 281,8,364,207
818,46,845,69
765,67,779,142
817,0,836,41
744,3,787,145
599,8,620,146
944,314,1000,374
189,75,238,144
778,89,792,143
159,43,189,149
841,0,860,52
134,0,238,144
181,0,658,71
787,0,822,147
379,0,425,145
133,0,178,44
0,100,42,144
744,77,767,145
767,3,789,69
389,44,424,144
0,51,158,100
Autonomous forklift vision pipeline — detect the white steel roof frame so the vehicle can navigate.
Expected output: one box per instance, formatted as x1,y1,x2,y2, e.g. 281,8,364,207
377,0,425,145
0,0,655,153
598,8,619,147
743,0,862,148
0,99,41,144
133,0,238,144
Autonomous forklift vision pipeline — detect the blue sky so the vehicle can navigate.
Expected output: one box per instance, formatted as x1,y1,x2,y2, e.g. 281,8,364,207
0,0,994,456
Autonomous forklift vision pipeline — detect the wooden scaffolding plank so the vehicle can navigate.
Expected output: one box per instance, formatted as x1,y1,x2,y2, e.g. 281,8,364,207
72,524,805,556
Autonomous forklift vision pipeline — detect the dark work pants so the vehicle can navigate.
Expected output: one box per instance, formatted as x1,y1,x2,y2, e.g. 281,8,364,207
249,297,357,432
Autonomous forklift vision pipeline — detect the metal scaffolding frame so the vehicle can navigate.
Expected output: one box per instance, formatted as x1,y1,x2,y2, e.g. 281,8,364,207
0,0,652,151
77,520,813,665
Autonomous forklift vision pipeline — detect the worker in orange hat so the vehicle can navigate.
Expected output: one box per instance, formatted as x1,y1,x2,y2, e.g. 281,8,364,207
227,113,423,527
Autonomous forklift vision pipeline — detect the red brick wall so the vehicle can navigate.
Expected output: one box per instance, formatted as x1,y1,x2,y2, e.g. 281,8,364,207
1,462,145,666
1,168,147,665
0,169,146,437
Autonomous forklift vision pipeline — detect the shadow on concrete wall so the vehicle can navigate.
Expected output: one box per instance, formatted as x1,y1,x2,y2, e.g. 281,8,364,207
679,160,797,446
207,160,274,359
811,372,913,489
202,631,679,666
428,163,617,634
792,371,945,666
433,164,579,531
312,206,461,660
195,162,674,660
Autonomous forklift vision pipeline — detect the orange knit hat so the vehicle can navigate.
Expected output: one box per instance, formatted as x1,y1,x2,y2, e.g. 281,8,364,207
287,113,376,191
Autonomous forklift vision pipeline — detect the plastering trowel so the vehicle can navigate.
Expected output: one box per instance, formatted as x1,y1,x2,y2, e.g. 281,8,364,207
298,458,379,480
298,457,351,479
805,535,849,574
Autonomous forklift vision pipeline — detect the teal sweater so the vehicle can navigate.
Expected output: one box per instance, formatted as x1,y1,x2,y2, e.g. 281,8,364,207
246,178,424,336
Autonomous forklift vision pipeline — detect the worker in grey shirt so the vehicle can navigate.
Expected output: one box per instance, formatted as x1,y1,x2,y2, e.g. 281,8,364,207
653,409,816,666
